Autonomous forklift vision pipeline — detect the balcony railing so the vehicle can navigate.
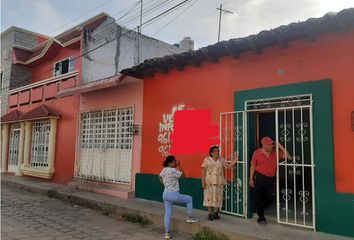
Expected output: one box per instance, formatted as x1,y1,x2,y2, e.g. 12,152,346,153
8,71,79,108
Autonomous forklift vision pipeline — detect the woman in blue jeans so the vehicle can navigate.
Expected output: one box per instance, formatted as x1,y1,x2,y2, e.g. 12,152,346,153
159,155,198,239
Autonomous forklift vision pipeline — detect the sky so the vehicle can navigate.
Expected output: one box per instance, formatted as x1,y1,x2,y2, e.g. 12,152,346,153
1,0,354,48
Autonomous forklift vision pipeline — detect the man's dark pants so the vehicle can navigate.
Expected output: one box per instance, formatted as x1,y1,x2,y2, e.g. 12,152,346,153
254,172,275,221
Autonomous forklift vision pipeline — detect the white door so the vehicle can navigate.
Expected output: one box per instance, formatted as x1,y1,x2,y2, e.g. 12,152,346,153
8,126,20,173
220,111,247,217
275,105,315,229
245,94,315,229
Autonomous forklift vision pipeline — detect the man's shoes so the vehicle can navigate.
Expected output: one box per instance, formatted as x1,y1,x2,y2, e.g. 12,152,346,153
187,217,199,223
257,218,267,226
213,212,220,220
207,213,213,221
165,232,173,239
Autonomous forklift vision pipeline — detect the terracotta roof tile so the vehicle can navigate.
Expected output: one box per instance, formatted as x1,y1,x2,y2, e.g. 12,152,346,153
120,8,354,78
1,110,23,123
20,105,60,121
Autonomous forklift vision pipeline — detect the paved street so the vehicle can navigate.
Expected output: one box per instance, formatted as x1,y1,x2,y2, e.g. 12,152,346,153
1,185,191,240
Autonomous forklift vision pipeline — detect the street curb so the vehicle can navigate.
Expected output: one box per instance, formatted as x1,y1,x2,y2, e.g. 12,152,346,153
1,178,254,240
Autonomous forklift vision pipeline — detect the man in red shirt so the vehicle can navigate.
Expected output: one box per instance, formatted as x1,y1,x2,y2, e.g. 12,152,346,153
249,136,291,226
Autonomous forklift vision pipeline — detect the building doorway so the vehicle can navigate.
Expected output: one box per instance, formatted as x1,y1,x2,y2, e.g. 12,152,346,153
8,125,20,173
220,94,315,229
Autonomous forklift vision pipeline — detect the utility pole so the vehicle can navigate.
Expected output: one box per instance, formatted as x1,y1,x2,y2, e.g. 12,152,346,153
137,0,143,64
217,4,234,42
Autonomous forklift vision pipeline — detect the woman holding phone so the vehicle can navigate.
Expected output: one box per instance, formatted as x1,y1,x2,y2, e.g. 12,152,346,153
159,155,198,239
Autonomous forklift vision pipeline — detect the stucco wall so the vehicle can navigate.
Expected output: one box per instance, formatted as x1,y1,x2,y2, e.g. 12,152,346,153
139,31,354,194
80,79,144,190
82,17,183,83
1,29,39,115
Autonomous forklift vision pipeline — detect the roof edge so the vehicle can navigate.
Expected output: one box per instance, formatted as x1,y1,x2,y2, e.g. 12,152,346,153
54,12,109,39
1,26,49,38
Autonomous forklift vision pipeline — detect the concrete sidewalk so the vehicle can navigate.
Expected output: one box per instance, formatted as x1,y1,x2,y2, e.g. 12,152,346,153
1,174,351,240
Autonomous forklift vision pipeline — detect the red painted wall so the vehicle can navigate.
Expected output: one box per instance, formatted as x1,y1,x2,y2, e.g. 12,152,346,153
9,43,82,184
12,96,79,184
140,31,354,193
31,45,80,82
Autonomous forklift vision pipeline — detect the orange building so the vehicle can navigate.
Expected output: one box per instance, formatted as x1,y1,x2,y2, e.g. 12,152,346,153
121,9,354,237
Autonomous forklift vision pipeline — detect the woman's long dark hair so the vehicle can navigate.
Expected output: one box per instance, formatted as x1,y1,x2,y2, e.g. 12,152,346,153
163,155,176,167
209,146,219,157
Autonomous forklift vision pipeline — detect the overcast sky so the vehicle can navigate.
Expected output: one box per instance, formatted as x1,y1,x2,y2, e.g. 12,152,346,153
2,0,354,48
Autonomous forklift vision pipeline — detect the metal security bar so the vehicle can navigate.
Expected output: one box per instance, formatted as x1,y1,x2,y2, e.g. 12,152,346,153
8,124,21,172
220,111,247,217
245,95,311,111
276,105,315,229
76,106,134,184
30,121,51,168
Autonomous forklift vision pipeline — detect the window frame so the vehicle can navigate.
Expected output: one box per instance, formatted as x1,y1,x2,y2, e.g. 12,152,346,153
53,56,75,77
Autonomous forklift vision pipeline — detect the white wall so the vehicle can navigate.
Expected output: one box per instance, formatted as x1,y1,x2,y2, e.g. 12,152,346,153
83,17,184,83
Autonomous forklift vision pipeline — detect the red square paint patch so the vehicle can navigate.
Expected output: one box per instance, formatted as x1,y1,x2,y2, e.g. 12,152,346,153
170,109,219,155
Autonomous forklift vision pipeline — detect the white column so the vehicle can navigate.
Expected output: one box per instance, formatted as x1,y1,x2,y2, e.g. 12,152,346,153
48,118,58,174
15,122,26,176
22,121,32,168
1,124,10,173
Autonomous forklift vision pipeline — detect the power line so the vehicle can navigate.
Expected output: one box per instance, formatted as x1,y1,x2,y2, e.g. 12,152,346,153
152,0,200,36
120,0,175,27
48,0,114,35
89,0,175,43
90,0,190,47
111,0,145,19
142,0,191,29
143,0,191,26
26,0,193,78
3,0,185,74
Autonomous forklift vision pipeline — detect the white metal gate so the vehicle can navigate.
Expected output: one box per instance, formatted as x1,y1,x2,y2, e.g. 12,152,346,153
8,125,21,172
76,107,134,184
220,95,315,229
246,95,315,229
275,105,315,229
220,111,247,217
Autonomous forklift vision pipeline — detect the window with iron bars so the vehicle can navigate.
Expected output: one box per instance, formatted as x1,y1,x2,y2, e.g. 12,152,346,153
80,107,133,150
30,120,51,168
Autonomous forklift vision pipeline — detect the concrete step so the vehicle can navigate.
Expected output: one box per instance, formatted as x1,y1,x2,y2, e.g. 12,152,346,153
68,179,135,200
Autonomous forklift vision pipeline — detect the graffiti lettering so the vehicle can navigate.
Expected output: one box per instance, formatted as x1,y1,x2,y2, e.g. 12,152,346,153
157,104,185,157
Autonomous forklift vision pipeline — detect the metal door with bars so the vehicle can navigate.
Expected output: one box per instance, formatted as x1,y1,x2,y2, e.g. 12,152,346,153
8,125,20,172
246,94,315,229
220,111,247,217
76,107,134,184
275,105,315,229
220,95,315,229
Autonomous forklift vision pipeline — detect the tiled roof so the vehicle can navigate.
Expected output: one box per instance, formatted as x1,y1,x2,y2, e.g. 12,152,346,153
1,110,23,123
20,105,61,121
1,105,60,124
120,8,354,78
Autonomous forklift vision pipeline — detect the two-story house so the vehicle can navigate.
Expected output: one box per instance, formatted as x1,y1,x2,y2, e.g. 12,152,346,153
1,13,184,198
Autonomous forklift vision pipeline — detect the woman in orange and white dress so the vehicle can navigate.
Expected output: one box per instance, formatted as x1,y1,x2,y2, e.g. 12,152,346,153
202,146,238,220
